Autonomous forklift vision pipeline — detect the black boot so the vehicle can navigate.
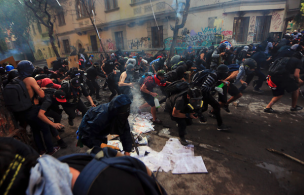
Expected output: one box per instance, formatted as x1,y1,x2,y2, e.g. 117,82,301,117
180,137,189,146
57,139,67,149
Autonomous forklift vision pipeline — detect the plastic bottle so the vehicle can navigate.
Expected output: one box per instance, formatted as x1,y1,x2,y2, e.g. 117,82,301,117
217,83,225,88
154,97,160,108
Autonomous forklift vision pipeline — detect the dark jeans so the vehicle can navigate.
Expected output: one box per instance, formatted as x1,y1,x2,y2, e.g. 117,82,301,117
239,70,266,91
25,106,54,153
87,79,100,98
202,93,223,126
171,116,192,137
45,108,62,137
62,100,88,120
108,81,121,101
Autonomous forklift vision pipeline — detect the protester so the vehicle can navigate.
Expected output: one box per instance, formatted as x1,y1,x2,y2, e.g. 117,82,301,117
60,77,96,126
118,64,134,101
201,65,231,131
139,70,166,124
77,95,132,154
264,52,304,113
38,89,68,149
211,43,227,69
86,62,105,100
17,60,59,155
101,54,118,90
165,87,202,145
150,56,165,73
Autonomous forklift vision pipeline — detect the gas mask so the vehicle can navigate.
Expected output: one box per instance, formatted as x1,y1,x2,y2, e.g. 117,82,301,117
188,98,203,111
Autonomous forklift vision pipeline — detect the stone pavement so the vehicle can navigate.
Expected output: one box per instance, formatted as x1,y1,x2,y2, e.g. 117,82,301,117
53,77,304,195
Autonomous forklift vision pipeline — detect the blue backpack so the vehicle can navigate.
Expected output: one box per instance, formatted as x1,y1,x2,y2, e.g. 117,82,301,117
58,147,167,195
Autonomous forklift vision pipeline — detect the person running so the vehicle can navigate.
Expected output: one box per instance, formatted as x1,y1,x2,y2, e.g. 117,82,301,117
264,52,304,113
139,70,166,124
201,65,231,131
118,64,135,101
165,87,201,145
211,43,227,70
86,62,106,100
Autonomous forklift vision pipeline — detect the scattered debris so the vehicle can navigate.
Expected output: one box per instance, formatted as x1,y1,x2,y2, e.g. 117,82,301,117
132,138,208,174
266,148,304,166
107,140,123,151
159,128,170,135
129,112,155,134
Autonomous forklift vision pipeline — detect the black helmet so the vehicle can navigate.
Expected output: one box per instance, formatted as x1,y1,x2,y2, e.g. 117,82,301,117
219,43,227,49
8,69,19,81
243,58,257,69
217,64,229,73
187,87,202,99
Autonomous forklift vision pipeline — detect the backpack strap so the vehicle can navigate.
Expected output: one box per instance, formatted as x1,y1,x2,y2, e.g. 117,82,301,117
73,158,109,195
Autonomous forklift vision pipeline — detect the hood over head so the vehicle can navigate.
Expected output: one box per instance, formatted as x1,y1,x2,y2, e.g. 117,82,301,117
17,60,34,79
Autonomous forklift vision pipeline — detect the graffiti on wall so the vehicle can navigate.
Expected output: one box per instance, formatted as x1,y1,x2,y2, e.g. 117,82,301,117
128,37,151,49
164,27,228,50
247,16,256,42
270,11,283,32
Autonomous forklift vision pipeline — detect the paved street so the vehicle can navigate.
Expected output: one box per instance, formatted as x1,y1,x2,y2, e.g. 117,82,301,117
53,77,304,195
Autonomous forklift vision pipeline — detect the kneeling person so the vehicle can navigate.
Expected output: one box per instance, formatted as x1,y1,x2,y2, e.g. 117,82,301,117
165,87,202,145
77,95,133,156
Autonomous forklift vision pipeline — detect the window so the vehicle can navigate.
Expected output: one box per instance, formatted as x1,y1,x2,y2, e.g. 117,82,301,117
58,12,66,26
76,0,94,18
151,26,163,48
115,31,124,50
63,39,70,54
254,16,271,42
233,17,249,43
131,0,148,3
32,25,36,35
105,0,118,11
37,23,42,34
90,35,98,51
208,17,217,28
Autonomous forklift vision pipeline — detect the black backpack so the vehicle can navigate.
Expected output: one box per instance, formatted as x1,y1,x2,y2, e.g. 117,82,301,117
3,78,32,112
58,147,167,195
268,57,290,76
191,69,214,87
164,80,189,97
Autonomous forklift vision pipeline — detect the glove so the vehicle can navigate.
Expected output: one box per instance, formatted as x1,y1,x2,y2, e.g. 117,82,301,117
215,87,223,95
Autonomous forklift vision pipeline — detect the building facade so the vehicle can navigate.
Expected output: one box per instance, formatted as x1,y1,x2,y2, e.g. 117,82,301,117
30,0,300,59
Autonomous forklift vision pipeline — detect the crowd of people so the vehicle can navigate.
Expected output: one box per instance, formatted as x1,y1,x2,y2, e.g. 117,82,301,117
0,30,303,194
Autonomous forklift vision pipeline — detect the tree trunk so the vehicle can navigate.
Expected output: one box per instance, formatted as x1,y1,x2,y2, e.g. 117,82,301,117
166,0,190,68
26,37,36,61
49,30,60,58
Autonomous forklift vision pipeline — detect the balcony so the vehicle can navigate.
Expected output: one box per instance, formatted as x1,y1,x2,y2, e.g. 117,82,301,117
130,0,157,7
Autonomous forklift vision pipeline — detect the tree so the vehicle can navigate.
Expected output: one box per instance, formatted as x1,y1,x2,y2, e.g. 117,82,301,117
0,0,36,59
294,0,304,29
23,0,60,58
167,0,190,68
0,29,8,55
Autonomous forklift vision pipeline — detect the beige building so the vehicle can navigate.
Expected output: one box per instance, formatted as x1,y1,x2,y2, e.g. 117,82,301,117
30,0,300,60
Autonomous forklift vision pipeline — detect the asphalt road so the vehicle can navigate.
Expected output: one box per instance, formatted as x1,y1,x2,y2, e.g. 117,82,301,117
52,76,304,195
